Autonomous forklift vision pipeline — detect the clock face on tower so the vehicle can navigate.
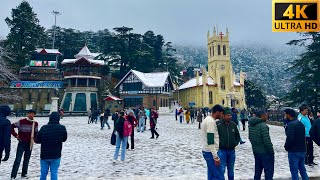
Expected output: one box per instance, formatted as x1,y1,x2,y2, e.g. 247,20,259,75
220,64,225,70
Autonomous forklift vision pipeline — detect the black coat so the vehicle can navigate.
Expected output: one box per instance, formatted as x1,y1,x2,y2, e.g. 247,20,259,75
310,118,320,146
36,114,67,159
0,105,11,160
115,116,125,138
284,119,306,152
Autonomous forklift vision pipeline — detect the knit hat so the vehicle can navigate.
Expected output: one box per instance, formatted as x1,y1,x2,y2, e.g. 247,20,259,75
0,105,11,117
224,107,232,115
27,109,36,114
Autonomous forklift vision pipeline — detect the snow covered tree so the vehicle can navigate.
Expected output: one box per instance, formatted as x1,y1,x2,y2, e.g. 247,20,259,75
5,1,47,71
286,33,320,113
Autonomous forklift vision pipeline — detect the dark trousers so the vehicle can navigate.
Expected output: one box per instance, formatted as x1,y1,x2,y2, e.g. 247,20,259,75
175,114,178,121
199,122,201,129
241,119,246,131
130,130,134,149
305,137,314,164
253,153,274,180
151,127,159,138
11,141,32,178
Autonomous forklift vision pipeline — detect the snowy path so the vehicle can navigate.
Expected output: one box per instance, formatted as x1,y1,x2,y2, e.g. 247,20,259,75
0,114,320,180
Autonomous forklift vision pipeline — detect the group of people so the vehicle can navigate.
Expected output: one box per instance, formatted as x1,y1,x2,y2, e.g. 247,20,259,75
201,104,320,180
0,105,68,180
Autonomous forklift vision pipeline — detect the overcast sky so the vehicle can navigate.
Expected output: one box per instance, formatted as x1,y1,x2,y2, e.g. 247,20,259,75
0,0,299,47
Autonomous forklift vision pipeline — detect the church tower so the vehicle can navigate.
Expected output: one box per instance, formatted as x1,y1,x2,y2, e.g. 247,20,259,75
207,27,233,92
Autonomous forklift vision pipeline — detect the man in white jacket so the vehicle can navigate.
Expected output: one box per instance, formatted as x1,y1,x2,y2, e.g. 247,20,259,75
202,104,224,180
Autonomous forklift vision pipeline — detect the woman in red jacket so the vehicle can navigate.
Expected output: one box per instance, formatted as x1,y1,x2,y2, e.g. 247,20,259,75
126,110,138,150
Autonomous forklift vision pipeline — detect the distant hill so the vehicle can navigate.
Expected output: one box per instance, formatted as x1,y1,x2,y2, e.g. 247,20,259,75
175,43,304,97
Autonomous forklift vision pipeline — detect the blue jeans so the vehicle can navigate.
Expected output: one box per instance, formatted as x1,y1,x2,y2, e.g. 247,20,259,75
138,117,145,132
180,116,183,123
202,151,224,180
113,133,128,161
40,158,61,180
11,141,32,178
288,152,309,180
253,153,274,180
218,150,235,180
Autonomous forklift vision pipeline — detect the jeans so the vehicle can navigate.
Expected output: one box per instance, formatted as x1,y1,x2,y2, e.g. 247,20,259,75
101,117,110,129
40,158,61,180
202,151,224,180
11,141,32,178
180,116,183,123
113,133,128,161
288,152,309,180
253,153,274,180
138,117,145,132
218,150,235,180
305,137,314,164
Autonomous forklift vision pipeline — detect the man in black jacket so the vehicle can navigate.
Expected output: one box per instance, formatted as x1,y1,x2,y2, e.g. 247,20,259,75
0,105,11,163
284,108,308,180
36,112,67,180
310,110,320,146
216,107,240,180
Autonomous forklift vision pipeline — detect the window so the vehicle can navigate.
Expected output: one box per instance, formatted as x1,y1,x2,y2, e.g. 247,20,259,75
78,78,87,87
74,93,87,111
223,45,226,55
209,47,212,57
209,91,213,104
222,99,225,105
153,99,156,106
218,45,221,55
123,82,143,91
220,76,226,90
160,98,163,107
62,93,72,111
124,98,143,108
212,46,214,56
90,93,97,110
89,79,95,87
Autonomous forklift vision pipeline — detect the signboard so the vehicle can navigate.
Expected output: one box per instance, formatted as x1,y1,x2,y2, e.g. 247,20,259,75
29,60,56,67
188,102,196,107
10,81,64,89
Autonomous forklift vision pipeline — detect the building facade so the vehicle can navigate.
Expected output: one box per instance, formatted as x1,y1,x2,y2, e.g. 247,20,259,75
175,28,246,109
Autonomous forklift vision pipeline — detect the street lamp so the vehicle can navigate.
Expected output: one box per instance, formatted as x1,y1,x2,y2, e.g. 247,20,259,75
51,10,61,49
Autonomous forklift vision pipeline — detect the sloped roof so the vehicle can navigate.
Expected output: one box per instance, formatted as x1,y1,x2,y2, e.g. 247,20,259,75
179,76,215,90
115,69,171,88
104,95,122,101
61,45,103,65
36,48,62,55
62,58,105,65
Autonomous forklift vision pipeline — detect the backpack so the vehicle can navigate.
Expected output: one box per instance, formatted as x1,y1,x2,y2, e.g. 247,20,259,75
123,119,132,137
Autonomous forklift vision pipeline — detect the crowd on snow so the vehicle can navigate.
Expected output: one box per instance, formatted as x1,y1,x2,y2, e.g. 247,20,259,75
1,103,320,180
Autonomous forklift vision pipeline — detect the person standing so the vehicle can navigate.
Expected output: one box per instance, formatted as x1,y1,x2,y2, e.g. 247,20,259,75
150,108,159,139
126,110,138,150
190,108,195,123
36,112,67,180
10,109,39,179
138,107,146,132
111,111,119,128
232,108,245,144
298,104,315,166
248,110,274,180
87,108,92,124
113,112,129,163
202,104,224,180
284,109,308,180
0,105,11,163
145,108,150,130
197,109,203,129
310,110,320,146
240,109,247,131
175,108,178,121
216,108,240,180
185,109,191,124
179,108,184,123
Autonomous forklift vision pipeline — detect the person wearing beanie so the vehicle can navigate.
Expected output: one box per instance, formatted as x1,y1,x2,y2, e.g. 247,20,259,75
284,108,308,180
11,109,38,179
216,107,240,180
0,105,11,164
36,112,67,180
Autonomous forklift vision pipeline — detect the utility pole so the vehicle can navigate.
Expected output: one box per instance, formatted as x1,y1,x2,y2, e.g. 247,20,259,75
52,10,61,49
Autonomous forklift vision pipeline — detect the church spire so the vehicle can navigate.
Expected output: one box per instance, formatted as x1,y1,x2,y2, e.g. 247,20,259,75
207,30,210,39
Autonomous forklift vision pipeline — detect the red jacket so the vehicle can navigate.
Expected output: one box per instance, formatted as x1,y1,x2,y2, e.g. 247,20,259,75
125,115,138,127
11,118,38,142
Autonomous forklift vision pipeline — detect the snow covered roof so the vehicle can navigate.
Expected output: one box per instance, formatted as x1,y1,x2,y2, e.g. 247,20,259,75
179,76,215,90
104,95,122,101
233,81,241,86
74,45,101,59
36,48,62,55
115,70,171,88
61,58,105,65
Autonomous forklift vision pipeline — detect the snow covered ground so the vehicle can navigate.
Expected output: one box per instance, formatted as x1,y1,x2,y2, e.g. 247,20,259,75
1,114,320,180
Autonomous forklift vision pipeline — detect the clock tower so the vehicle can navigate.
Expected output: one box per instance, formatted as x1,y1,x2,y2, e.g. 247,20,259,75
207,27,233,92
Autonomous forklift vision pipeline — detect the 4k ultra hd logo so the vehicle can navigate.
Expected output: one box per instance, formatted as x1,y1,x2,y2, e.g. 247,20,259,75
272,0,320,32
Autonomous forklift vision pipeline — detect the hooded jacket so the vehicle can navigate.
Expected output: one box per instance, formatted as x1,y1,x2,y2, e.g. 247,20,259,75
36,112,67,160
0,105,11,161
248,117,274,154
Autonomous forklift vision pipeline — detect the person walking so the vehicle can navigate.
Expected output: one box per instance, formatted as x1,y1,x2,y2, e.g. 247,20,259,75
240,109,247,131
113,111,129,163
284,108,308,180
190,108,195,123
10,109,39,179
197,109,203,129
36,112,67,180
248,110,274,180
138,107,146,132
87,108,92,124
298,104,315,166
216,107,240,180
185,109,191,124
175,108,178,121
202,104,224,180
102,109,111,130
126,110,138,150
150,108,159,139
0,105,11,163
179,108,184,123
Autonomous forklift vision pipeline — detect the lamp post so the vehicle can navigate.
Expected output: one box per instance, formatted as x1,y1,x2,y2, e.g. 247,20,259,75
51,10,61,49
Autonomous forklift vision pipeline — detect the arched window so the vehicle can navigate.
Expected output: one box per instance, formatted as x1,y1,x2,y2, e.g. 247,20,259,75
209,47,212,57
212,46,214,56
223,45,226,55
209,91,213,104
222,99,225,105
220,76,226,90
218,45,221,55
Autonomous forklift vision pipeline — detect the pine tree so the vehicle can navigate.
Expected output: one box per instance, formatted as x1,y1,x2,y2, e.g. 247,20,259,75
5,1,47,71
244,80,267,109
286,33,320,113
